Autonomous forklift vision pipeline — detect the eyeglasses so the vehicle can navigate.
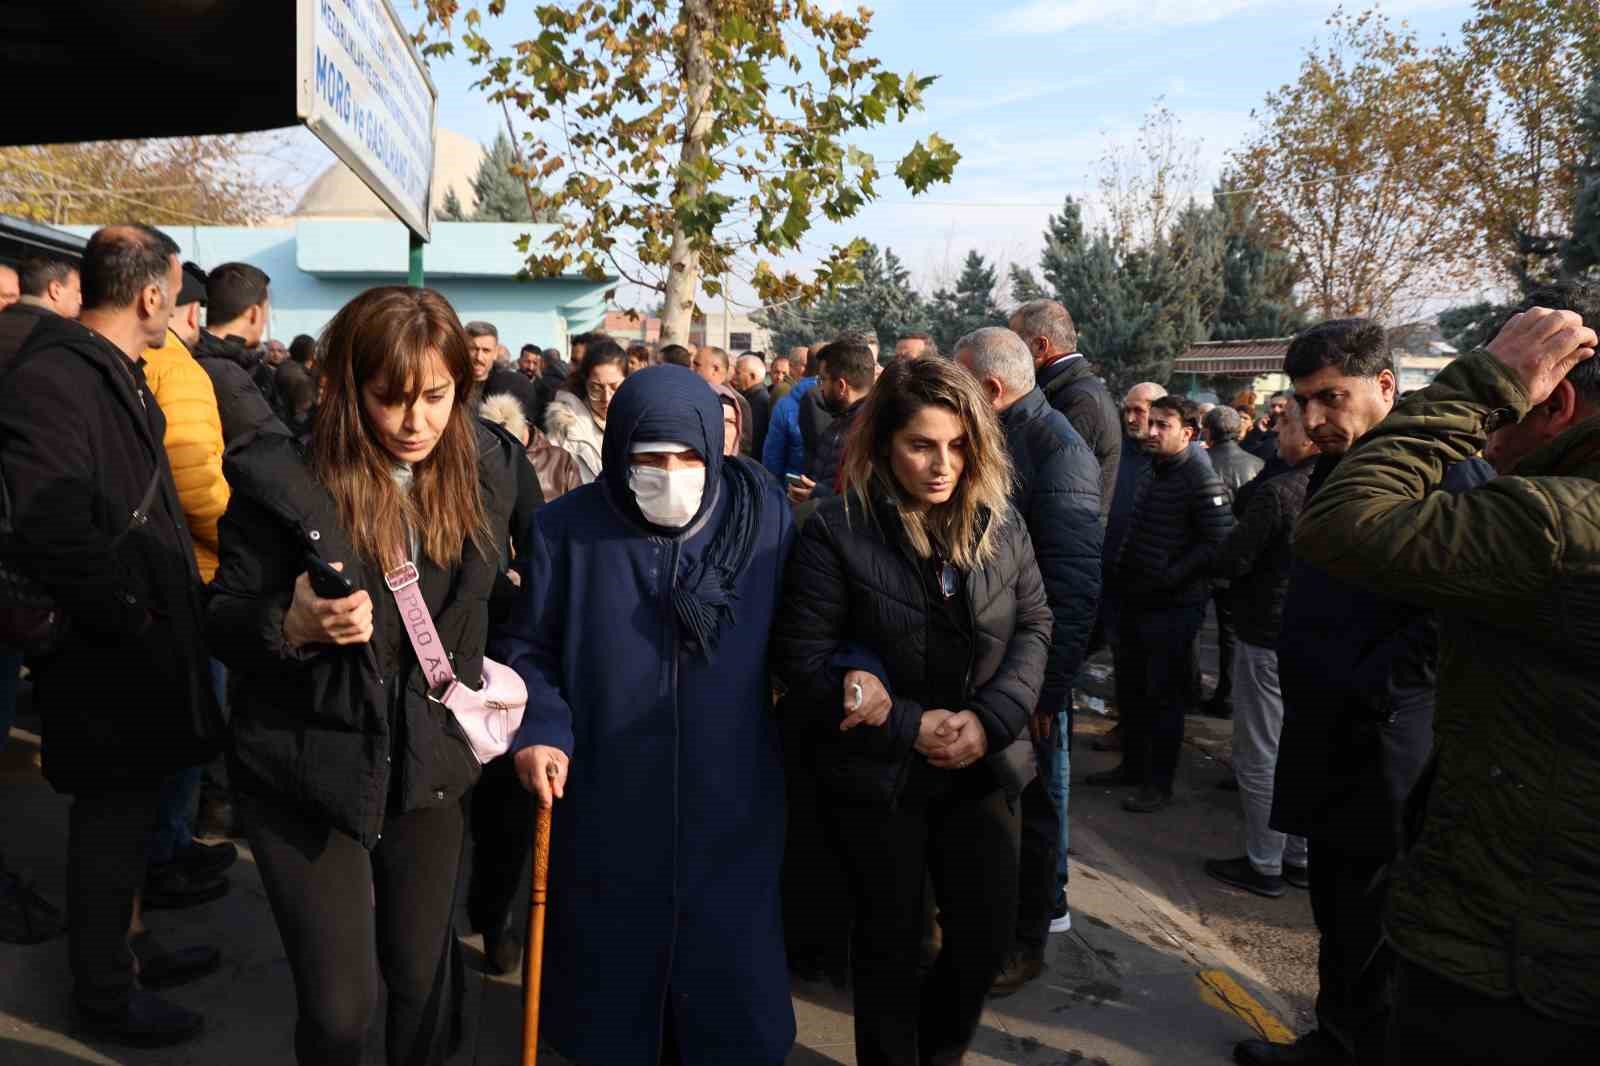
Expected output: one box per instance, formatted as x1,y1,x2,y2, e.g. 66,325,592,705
586,381,622,401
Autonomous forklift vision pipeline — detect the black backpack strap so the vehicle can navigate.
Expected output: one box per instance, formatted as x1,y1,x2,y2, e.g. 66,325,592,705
113,463,164,545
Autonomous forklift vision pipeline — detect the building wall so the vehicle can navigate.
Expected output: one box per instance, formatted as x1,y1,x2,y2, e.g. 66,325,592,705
62,221,610,353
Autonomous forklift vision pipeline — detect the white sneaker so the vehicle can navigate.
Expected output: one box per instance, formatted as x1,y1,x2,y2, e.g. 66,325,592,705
1048,911,1072,934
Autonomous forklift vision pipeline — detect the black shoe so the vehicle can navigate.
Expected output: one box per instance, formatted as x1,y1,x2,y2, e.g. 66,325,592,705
1085,765,1136,787
141,868,229,912
481,930,523,977
1205,856,1285,899
1122,787,1172,813
77,988,204,1048
1283,863,1311,890
987,951,1044,998
129,932,222,990
1234,1029,1349,1065
170,839,238,880
1090,730,1123,753
0,867,65,944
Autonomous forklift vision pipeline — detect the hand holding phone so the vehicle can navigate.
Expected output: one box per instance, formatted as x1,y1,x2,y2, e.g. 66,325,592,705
305,554,355,599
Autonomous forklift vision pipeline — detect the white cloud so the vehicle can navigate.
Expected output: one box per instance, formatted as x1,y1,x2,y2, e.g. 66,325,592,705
983,0,1467,36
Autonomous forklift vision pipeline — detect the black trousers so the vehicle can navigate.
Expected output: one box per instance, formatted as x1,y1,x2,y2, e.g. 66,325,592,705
1118,603,1206,793
779,704,853,979
827,769,1020,1066
244,791,464,1066
1307,838,1392,1064
1387,957,1593,1064
466,752,536,940
67,787,161,1012
1014,754,1058,955
1211,589,1235,708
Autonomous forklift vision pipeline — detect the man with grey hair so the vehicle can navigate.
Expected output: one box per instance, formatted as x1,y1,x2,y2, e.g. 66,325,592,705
732,353,772,459
1199,404,1264,721
955,327,1103,994
1009,299,1120,519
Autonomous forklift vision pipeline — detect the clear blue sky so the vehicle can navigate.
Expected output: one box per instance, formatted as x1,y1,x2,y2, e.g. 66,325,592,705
296,0,1479,310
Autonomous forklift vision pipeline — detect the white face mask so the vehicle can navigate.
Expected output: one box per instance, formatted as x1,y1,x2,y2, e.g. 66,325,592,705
628,464,706,528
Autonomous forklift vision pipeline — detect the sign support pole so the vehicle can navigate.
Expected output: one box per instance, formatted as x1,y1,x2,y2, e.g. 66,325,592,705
409,230,424,288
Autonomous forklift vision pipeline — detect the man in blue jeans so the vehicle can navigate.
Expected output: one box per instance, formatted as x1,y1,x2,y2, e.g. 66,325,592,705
955,329,1102,995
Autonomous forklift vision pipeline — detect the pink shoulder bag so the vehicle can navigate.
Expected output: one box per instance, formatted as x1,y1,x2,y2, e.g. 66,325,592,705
386,561,527,764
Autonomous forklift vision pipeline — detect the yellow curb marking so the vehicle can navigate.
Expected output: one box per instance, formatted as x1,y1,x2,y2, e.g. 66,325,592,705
1195,969,1295,1045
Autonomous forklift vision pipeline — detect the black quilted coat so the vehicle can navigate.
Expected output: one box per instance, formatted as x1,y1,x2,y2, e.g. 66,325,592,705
1114,447,1234,609
772,492,1052,807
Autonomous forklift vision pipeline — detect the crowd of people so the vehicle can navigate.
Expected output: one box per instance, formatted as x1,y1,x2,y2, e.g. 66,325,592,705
0,226,1596,1066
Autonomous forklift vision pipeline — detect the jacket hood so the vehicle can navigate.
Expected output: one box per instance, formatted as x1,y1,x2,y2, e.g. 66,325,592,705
194,329,263,372
600,365,724,532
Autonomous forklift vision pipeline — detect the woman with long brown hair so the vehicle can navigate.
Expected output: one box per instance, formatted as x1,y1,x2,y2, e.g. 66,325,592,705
207,286,521,1066
773,356,1051,1066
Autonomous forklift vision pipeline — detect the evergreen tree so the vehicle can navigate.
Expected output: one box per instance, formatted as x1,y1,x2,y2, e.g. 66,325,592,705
468,131,559,223
1562,71,1600,281
929,251,1003,353
1009,264,1048,306
439,186,468,221
757,242,930,353
1211,183,1306,340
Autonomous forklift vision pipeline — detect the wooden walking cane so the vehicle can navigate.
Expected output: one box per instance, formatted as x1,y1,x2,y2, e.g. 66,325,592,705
522,764,557,1066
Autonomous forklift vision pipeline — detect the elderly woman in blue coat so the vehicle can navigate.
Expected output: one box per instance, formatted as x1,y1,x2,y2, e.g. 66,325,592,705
496,364,797,1065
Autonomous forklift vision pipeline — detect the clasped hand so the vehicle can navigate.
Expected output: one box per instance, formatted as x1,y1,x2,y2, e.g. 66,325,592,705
915,709,987,769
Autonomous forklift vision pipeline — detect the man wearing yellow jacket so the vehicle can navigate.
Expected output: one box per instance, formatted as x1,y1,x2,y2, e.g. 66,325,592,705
136,261,236,926
143,262,227,583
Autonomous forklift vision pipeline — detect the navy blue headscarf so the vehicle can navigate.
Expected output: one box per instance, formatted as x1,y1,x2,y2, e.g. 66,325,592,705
600,365,765,659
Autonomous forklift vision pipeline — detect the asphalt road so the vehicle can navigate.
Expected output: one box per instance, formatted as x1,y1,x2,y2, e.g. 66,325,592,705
1071,605,1320,1033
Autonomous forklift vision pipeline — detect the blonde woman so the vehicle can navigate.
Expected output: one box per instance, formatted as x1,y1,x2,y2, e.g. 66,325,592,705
772,357,1052,1066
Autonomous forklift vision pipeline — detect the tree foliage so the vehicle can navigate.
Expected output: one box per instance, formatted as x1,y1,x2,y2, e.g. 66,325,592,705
419,0,961,343
929,251,1003,354
0,135,292,226
1229,9,1479,321
756,242,929,353
1443,0,1600,289
1211,181,1306,340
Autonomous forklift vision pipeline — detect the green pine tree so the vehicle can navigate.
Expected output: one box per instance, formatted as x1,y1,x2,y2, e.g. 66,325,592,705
929,251,1002,353
757,242,930,353
468,131,559,223
1210,183,1306,340
1008,264,1048,306
1562,71,1600,281
439,186,468,222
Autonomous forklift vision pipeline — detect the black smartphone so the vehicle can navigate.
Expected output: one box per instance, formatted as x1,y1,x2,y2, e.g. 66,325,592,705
305,554,355,599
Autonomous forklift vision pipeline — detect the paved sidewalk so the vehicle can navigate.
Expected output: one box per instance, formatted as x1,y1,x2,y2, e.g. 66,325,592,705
3,708,1292,1066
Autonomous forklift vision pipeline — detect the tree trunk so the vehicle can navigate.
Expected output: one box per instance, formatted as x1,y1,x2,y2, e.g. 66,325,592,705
660,0,715,346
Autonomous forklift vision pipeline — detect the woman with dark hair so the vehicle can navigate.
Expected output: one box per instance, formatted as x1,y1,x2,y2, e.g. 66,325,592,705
773,357,1051,1066
497,364,796,1065
626,342,654,374
544,337,627,484
207,286,521,1066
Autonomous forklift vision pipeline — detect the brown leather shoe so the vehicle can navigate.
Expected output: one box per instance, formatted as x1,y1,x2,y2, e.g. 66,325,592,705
987,951,1044,998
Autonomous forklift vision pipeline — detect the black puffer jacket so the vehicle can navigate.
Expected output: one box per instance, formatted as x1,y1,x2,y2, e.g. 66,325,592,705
772,493,1052,807
1039,355,1121,522
1207,456,1314,647
207,423,519,847
1115,447,1234,608
999,388,1102,713
1208,439,1265,499
806,398,863,498
192,330,281,444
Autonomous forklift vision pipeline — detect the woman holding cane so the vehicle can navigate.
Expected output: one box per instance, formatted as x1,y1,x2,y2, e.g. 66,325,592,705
208,287,521,1066
498,364,797,1065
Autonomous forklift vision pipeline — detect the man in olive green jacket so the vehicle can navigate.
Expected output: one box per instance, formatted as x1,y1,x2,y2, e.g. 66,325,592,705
1295,298,1600,1064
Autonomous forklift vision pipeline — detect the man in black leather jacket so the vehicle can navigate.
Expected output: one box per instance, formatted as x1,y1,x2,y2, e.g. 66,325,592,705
1089,396,1233,812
